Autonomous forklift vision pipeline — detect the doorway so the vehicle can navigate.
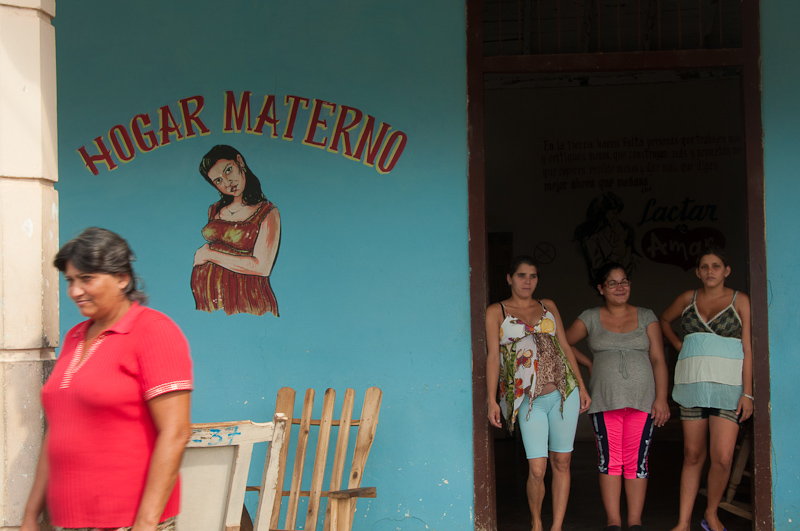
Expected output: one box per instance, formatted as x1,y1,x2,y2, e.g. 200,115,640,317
483,70,751,531
467,1,770,530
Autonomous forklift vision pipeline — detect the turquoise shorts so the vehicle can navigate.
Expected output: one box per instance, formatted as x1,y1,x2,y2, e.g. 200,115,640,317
518,389,580,459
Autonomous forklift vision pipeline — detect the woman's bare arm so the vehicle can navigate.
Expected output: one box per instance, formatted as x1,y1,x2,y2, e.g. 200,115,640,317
565,318,592,374
565,318,588,346
659,290,693,352
20,432,50,531
547,300,591,413
486,303,504,428
131,391,192,531
570,346,593,376
735,292,754,421
646,321,671,427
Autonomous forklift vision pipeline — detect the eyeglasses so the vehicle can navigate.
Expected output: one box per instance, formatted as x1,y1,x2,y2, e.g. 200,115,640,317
604,279,631,289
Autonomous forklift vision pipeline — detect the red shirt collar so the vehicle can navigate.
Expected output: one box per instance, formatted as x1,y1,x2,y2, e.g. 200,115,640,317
69,302,145,338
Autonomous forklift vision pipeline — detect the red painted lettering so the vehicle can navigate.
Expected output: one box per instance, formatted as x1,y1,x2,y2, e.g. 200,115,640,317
223,91,252,133
353,116,391,167
253,95,280,137
377,131,407,173
158,105,184,146
109,125,135,163
303,99,337,148
179,95,210,138
78,137,117,175
329,105,363,158
130,114,159,152
283,95,309,141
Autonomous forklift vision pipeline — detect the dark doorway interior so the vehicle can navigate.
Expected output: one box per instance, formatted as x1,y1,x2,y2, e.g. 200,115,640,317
482,70,754,531
493,438,753,531
468,3,770,529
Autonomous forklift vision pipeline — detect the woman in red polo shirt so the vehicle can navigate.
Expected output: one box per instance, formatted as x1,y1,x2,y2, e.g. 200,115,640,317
21,228,193,531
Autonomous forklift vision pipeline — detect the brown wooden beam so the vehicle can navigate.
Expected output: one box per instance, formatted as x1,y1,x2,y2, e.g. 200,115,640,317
740,0,772,529
483,48,743,73
468,0,494,528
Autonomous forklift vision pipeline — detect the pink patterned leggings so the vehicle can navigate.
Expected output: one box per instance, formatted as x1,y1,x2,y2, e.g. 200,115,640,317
590,408,654,479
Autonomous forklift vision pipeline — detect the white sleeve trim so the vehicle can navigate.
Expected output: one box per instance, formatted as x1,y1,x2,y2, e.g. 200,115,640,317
144,380,193,401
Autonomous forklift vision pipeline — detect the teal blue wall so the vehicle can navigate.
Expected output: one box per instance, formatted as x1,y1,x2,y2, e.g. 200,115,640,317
762,1,800,528
55,2,472,529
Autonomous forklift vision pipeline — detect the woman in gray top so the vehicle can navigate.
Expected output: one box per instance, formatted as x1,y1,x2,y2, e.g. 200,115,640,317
566,262,670,531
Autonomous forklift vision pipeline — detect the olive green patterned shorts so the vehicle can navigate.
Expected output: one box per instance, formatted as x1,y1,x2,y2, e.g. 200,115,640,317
678,405,740,424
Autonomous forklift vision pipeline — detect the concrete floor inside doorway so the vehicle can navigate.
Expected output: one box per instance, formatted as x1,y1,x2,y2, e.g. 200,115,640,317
494,425,753,531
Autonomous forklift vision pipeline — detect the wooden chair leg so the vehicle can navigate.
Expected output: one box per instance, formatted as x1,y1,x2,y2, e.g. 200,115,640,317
328,499,353,531
240,506,254,531
714,425,753,520
329,499,340,531
725,427,751,503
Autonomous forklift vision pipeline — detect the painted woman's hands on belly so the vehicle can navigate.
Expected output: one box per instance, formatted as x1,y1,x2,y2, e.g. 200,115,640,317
193,243,211,266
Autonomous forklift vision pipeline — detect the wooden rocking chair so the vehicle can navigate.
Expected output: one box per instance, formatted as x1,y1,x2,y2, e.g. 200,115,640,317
178,415,288,531
246,387,382,531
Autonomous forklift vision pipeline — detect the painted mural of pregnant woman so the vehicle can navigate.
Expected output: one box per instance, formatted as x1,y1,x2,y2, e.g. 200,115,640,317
191,145,281,316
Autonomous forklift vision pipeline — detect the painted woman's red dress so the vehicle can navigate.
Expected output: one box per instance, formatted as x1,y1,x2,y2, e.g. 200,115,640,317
191,200,279,316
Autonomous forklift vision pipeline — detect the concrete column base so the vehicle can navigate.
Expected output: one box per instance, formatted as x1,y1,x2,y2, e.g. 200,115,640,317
0,354,55,528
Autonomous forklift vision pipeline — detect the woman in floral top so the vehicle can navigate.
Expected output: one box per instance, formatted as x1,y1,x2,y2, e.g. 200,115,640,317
487,256,590,531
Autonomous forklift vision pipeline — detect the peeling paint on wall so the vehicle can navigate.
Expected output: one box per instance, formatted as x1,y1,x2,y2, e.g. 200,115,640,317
21,219,33,238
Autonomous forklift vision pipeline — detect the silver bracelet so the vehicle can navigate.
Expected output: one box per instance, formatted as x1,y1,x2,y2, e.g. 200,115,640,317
743,393,754,401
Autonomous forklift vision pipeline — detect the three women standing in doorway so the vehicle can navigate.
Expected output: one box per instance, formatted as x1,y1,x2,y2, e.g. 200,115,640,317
486,256,591,531
486,247,753,531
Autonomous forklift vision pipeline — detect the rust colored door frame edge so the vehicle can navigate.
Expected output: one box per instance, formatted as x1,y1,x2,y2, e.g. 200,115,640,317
467,0,493,529
468,1,772,529
741,1,772,530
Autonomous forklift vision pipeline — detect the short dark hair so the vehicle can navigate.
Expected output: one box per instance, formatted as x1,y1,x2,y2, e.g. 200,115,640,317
697,245,728,268
594,261,627,287
507,255,539,276
54,227,147,304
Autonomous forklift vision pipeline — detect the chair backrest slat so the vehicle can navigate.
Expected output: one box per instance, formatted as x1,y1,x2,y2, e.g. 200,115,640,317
252,415,288,530
304,389,336,530
348,387,381,489
270,388,296,530
342,387,382,525
264,387,381,531
322,389,355,531
284,388,315,529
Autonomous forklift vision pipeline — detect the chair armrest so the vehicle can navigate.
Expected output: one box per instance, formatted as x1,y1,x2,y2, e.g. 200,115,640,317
246,485,377,498
328,487,377,499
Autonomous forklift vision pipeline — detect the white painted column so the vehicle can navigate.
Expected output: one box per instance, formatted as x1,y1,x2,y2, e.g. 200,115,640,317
0,0,58,529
